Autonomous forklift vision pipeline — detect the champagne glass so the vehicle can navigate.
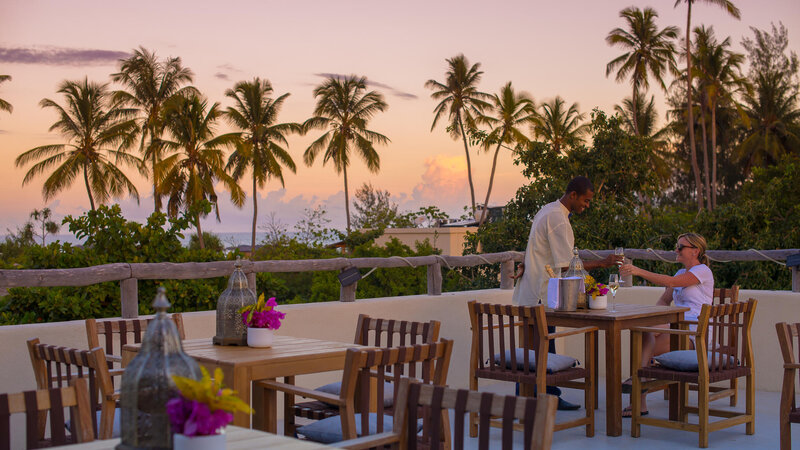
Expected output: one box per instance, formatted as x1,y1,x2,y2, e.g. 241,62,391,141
608,274,620,312
615,247,625,286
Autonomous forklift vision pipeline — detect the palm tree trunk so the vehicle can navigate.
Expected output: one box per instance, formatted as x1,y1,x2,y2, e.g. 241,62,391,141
152,151,161,214
686,2,704,211
699,98,712,211
711,104,718,209
632,87,640,136
343,164,351,234
251,174,258,260
478,142,502,227
196,213,205,249
83,164,96,211
457,112,477,218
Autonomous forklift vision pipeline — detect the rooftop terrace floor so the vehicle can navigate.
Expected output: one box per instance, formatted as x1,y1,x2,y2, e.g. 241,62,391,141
287,379,782,449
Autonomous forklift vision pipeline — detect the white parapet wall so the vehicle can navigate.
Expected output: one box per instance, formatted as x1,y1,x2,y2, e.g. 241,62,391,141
0,286,796,396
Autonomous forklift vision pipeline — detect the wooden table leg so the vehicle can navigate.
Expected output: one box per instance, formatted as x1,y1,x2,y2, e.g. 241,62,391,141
232,366,252,428
253,377,278,432
283,376,296,437
594,335,599,410
605,323,623,437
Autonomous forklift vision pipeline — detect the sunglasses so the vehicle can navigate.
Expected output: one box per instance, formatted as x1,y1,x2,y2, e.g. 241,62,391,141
675,244,697,251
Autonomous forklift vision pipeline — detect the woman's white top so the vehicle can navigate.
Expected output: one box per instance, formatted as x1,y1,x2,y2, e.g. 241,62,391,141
672,264,714,319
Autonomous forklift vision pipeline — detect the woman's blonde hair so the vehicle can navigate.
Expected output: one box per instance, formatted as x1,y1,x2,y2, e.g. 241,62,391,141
678,232,709,265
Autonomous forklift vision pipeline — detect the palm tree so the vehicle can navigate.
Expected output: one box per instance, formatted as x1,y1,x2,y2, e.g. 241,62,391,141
303,75,389,234
112,47,196,214
606,6,679,134
425,55,491,218
476,82,534,226
15,78,142,210
614,94,673,186
692,26,748,209
674,0,740,211
223,78,300,256
0,74,12,115
735,70,800,174
531,96,589,154
158,94,245,249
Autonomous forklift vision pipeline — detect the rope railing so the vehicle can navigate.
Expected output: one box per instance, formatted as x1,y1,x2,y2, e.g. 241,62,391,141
0,249,797,318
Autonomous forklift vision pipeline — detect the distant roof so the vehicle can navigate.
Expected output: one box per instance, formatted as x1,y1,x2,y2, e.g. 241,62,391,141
440,219,479,227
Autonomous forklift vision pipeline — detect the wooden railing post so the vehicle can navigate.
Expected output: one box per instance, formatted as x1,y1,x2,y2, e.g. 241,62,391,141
499,259,515,290
120,278,138,318
246,272,257,296
339,268,357,302
427,261,442,295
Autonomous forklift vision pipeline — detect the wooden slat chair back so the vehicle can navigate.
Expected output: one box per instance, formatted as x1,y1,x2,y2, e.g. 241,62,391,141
0,378,94,449
334,378,558,450
26,339,117,440
291,315,441,431
259,340,453,445
467,301,596,436
85,314,186,367
776,321,800,450
631,298,757,448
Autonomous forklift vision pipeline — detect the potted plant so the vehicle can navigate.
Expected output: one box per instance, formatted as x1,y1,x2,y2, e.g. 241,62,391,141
239,294,286,347
585,275,609,310
167,367,253,450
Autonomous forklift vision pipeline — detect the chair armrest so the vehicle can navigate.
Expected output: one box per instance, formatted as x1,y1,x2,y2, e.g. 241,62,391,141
255,379,343,406
331,431,401,449
679,320,699,325
108,368,125,377
106,354,123,363
548,326,598,340
630,326,697,336
784,363,800,370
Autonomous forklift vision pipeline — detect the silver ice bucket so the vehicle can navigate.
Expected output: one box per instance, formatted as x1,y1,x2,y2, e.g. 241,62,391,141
556,277,582,311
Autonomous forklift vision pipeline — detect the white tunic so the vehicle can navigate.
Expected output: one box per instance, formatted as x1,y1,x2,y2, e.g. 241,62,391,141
512,200,574,306
672,264,715,320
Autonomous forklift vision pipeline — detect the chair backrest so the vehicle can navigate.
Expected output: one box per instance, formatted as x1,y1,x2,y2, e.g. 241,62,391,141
696,298,757,374
86,314,185,366
353,314,440,347
713,286,740,305
27,338,113,439
776,321,800,415
0,378,94,449
468,301,549,377
338,340,453,441
394,378,558,450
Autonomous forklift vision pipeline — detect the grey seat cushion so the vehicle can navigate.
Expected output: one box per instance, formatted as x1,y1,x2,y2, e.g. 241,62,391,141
316,381,395,408
492,349,578,373
296,413,394,444
654,350,737,372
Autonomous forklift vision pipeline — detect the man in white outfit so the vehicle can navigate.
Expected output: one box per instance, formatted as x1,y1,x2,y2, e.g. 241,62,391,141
513,176,621,410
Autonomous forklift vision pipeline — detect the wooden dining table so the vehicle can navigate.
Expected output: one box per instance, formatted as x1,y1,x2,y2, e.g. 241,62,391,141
122,335,365,432
546,303,689,437
50,425,334,449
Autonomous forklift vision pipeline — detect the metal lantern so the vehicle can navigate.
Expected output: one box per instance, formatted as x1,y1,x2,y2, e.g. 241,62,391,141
213,257,256,345
117,287,201,450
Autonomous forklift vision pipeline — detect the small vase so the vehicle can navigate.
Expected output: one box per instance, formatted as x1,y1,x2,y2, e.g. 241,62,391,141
589,295,608,310
174,430,225,450
247,327,274,347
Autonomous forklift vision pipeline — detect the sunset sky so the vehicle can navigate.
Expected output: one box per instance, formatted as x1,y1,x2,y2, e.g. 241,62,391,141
1,0,798,234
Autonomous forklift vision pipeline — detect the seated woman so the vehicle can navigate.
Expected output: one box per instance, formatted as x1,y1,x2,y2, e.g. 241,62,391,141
618,232,714,417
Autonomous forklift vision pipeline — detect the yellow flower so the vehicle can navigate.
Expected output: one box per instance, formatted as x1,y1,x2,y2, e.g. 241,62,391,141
172,367,254,414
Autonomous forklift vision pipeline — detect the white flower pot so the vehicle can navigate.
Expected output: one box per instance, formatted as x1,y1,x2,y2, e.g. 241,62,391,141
174,430,225,450
589,295,608,310
247,327,274,347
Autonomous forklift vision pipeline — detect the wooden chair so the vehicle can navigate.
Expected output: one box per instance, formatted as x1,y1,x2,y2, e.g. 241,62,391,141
467,301,596,436
27,338,118,440
258,340,453,446
0,377,94,449
630,298,757,448
776,321,800,450
85,314,185,368
289,315,441,434
664,287,741,404
332,377,559,450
